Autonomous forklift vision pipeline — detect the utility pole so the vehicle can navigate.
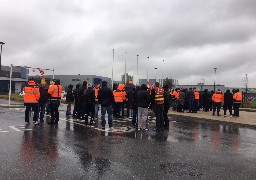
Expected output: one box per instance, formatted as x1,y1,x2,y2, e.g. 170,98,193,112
245,74,248,103
137,55,139,85
125,52,127,85
214,67,217,92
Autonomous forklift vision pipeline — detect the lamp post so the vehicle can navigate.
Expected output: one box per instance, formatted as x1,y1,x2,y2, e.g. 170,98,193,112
125,52,127,85
162,60,164,86
0,42,5,71
214,67,217,92
137,55,139,85
147,57,149,83
154,68,157,83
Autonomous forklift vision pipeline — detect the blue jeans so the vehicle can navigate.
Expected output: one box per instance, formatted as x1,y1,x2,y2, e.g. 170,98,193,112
101,105,113,128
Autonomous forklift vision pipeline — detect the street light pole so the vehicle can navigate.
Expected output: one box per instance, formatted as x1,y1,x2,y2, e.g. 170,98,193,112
137,55,139,85
147,57,149,83
245,74,248,103
0,42,5,71
214,67,217,92
125,52,127,85
112,49,114,89
162,60,164,86
155,68,157,83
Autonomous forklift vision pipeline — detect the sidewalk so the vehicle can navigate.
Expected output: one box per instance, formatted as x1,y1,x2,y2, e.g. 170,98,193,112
0,99,24,108
169,109,256,126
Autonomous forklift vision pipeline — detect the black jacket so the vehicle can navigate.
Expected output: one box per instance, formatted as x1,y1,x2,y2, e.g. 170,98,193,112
78,86,87,103
98,86,114,107
187,90,195,100
224,91,233,105
84,87,95,105
202,91,211,104
66,89,74,102
137,90,151,108
39,86,48,103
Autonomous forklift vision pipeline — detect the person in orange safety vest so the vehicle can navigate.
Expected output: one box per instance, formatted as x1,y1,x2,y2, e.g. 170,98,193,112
23,79,40,125
193,88,200,113
113,84,126,117
233,89,242,117
48,79,63,124
94,84,100,119
151,82,165,131
212,89,224,116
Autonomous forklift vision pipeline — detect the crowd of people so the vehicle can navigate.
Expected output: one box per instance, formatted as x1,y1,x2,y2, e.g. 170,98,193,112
23,78,242,132
171,87,243,117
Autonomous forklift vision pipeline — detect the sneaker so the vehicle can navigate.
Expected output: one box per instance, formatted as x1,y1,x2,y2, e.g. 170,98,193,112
109,127,114,131
230,115,233,117
143,128,149,131
224,115,226,117
32,121,36,124
137,128,141,130
34,121,39,125
25,122,30,125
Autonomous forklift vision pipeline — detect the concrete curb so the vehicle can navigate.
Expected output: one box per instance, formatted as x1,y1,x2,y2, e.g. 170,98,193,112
169,110,256,127
0,104,25,108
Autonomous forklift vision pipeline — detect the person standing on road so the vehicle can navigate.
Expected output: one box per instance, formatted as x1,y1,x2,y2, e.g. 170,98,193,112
212,89,224,116
94,84,100,120
66,84,74,116
137,84,151,130
151,82,165,132
233,89,242,117
76,81,87,120
193,88,200,113
72,84,80,118
187,87,195,113
98,81,114,130
132,86,140,128
223,89,233,117
23,79,40,125
38,81,48,122
163,84,171,130
202,89,211,112
84,83,95,126
48,79,63,124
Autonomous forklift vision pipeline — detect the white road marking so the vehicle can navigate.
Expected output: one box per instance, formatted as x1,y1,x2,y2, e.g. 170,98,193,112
0,131,9,133
9,126,21,132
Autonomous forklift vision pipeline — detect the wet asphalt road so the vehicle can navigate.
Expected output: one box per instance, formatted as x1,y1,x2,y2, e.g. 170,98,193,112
1,104,256,180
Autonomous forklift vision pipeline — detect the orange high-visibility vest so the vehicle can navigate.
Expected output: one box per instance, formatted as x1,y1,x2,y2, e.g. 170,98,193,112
48,85,63,99
212,93,224,103
23,86,40,103
233,92,242,102
94,87,99,102
194,91,200,100
155,87,164,104
114,90,124,102
172,90,179,99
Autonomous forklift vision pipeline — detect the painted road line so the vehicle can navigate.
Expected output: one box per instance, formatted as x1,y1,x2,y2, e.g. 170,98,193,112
0,131,9,133
9,126,21,132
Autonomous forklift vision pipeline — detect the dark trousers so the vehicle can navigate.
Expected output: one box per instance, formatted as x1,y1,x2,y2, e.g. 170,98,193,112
84,103,95,125
155,104,164,130
132,107,138,127
163,106,169,129
213,102,221,115
38,102,46,121
73,101,78,117
188,99,194,112
204,103,209,112
25,103,39,122
193,100,199,112
114,102,122,117
223,104,232,116
233,103,241,117
49,100,60,123
76,102,84,119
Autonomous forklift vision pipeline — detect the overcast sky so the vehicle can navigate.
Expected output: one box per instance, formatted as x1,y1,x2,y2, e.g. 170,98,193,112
1,0,255,87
